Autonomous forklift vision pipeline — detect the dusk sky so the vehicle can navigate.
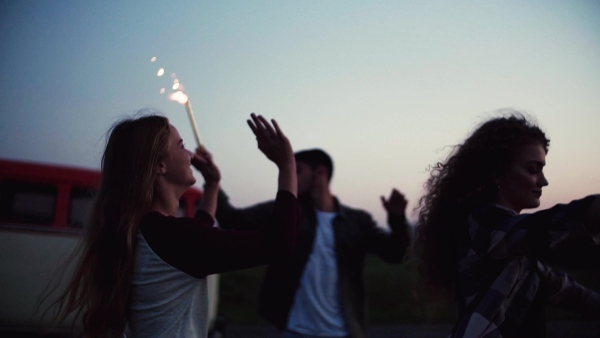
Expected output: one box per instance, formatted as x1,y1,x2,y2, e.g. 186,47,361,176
1,1,599,224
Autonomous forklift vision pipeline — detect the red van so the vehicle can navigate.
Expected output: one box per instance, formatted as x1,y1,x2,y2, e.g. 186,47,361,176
0,159,219,335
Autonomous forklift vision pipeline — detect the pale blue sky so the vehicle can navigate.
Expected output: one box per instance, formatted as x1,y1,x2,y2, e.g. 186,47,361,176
1,1,599,224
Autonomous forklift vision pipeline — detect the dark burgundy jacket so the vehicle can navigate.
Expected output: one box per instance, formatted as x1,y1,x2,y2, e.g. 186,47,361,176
139,190,299,278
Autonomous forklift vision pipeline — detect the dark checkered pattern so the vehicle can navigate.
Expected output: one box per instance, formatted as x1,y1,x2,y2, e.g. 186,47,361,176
452,195,600,337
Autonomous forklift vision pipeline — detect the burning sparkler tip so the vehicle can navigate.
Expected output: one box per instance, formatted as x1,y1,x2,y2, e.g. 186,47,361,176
169,90,189,104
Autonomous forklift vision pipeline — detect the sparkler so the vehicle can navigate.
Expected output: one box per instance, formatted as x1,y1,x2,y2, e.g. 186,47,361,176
169,90,202,147
152,56,203,147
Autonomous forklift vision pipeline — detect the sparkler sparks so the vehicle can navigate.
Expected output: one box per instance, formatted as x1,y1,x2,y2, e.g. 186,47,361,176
151,56,202,146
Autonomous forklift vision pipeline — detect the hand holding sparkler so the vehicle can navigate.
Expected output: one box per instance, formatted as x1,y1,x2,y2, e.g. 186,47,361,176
191,146,220,186
192,145,220,217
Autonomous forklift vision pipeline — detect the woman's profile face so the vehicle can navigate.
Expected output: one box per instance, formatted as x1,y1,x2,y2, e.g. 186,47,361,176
160,124,196,188
495,141,549,213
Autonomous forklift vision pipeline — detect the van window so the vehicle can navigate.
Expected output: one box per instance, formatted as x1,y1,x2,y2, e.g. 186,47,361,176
69,187,96,228
0,180,57,225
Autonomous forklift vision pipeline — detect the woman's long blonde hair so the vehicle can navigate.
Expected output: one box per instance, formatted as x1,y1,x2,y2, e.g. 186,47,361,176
52,114,170,337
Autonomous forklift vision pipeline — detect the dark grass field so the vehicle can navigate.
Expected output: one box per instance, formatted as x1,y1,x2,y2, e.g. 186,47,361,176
7,258,596,337
218,257,455,325
218,255,600,330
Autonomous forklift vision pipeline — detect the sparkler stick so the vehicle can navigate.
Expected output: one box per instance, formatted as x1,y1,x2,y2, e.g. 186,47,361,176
170,91,202,147
184,98,202,147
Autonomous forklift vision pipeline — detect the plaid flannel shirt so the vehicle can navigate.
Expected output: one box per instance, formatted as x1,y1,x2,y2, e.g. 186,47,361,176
452,195,600,338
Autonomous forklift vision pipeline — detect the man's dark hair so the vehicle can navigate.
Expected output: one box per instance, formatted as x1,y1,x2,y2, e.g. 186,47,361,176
294,149,334,181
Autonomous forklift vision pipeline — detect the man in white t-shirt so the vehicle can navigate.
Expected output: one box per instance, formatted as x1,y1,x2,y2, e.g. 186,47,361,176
216,149,410,338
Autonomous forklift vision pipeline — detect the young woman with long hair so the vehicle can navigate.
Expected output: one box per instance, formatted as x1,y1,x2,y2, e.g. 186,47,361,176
50,112,298,338
414,113,600,337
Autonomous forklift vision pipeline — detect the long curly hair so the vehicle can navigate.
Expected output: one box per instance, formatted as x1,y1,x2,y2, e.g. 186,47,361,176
414,112,549,302
51,114,170,337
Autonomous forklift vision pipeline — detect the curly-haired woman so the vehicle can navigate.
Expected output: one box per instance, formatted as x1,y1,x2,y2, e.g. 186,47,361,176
415,113,600,337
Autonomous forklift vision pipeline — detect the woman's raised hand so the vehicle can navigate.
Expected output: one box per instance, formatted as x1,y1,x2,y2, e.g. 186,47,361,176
247,113,297,196
247,113,294,169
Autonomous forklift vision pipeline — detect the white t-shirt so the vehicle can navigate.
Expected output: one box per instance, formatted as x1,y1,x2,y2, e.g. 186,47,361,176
126,232,209,338
286,210,348,336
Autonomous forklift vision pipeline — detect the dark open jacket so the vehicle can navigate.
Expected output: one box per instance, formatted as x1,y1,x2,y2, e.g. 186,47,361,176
216,190,410,338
